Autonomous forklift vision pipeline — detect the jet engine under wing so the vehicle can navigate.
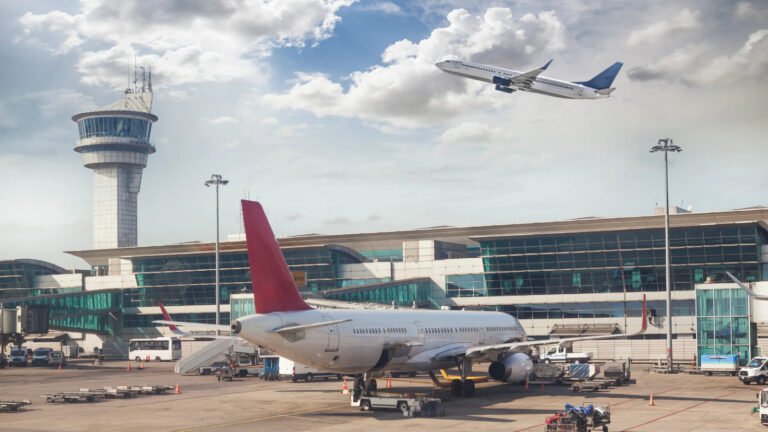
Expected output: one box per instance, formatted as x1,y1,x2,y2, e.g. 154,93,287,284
464,294,647,361
508,59,553,89
726,271,768,300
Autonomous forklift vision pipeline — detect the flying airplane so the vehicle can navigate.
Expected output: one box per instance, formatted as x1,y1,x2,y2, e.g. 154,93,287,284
158,200,646,398
726,272,768,300
435,59,623,99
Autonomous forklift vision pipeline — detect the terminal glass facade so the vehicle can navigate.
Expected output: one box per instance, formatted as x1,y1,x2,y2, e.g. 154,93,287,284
7,290,121,335
463,224,764,298
0,260,72,300
498,299,694,320
696,286,751,365
322,279,433,307
77,116,152,141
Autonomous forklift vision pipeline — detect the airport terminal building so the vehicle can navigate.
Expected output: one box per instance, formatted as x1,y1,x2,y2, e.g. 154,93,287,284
3,206,768,365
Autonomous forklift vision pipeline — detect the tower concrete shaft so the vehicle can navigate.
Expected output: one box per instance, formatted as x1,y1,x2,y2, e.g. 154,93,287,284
72,91,158,249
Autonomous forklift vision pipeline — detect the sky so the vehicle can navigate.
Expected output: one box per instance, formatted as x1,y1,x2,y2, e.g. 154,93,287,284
1,0,767,269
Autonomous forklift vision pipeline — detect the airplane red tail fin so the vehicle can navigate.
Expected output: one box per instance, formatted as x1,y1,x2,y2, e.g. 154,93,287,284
157,302,179,332
242,200,311,314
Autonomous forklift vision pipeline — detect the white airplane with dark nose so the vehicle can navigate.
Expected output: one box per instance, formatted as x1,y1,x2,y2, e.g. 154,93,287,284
159,200,646,398
435,59,623,99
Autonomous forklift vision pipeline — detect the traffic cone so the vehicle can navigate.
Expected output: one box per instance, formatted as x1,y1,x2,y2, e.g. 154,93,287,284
649,393,655,406
524,378,529,392
175,383,181,394
342,378,349,394
58,361,62,371
387,377,393,389
540,383,544,392
127,362,132,371
138,362,144,370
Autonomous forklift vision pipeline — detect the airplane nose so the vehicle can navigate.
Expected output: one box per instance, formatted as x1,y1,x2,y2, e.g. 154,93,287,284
435,61,446,70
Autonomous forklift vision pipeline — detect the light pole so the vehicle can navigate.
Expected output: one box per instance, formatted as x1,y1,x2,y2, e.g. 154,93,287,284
205,174,229,335
650,138,682,372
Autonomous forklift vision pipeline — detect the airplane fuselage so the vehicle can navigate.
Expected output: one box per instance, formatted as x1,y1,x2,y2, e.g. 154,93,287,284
436,60,609,99
233,308,525,374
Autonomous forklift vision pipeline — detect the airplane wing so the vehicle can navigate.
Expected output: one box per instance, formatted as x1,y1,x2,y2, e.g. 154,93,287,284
507,59,552,89
726,271,768,300
464,294,647,361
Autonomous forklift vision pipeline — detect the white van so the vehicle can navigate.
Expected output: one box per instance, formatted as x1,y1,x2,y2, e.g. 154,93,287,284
278,356,342,382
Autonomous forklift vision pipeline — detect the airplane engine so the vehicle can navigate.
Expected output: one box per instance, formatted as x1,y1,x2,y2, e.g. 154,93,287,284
495,85,515,93
492,76,511,87
488,352,533,383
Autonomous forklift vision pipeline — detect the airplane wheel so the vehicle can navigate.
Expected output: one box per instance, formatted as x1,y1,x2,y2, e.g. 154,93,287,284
462,380,475,397
450,379,463,397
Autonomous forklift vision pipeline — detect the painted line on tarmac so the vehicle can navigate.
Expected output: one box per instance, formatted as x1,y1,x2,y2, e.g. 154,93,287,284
177,404,350,431
621,390,737,432
513,388,678,432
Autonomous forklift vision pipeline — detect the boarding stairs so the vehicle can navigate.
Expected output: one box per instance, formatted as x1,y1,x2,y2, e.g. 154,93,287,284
174,339,255,374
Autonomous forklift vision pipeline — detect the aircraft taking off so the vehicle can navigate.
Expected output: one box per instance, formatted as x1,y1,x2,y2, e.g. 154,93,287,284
435,59,623,99
157,200,646,398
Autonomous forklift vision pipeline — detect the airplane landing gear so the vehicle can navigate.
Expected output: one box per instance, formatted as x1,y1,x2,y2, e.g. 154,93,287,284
353,374,378,399
450,358,476,397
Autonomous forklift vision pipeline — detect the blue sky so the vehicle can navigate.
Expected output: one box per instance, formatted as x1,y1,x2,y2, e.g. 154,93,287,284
1,0,767,268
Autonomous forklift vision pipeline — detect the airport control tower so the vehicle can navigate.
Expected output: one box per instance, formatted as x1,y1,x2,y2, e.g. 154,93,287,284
72,69,158,249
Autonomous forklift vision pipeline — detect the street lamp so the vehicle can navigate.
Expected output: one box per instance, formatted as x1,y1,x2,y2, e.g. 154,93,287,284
650,138,682,372
205,174,229,335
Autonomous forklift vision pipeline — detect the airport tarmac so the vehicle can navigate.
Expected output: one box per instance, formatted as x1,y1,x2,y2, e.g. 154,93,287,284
0,360,763,431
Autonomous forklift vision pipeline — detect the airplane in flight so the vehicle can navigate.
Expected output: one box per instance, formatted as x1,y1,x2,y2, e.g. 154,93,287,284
435,59,623,99
158,200,646,398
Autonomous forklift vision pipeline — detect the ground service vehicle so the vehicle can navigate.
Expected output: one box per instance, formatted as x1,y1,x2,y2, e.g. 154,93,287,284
542,346,592,363
9,348,27,367
278,356,342,382
700,354,739,376
759,388,768,425
48,351,66,368
128,337,181,361
740,357,768,384
31,348,54,366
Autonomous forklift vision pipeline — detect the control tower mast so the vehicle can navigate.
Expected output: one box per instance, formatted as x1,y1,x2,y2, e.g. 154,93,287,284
72,67,158,249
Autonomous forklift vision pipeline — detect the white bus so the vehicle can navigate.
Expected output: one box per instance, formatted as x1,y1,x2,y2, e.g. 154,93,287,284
128,337,182,362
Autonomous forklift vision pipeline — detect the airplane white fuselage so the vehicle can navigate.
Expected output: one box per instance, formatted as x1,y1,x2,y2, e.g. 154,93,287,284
233,308,525,374
436,60,608,99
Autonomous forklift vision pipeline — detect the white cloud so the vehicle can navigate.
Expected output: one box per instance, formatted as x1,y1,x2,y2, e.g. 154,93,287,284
262,8,566,129
628,29,768,85
206,116,239,124
359,2,402,15
19,0,356,88
627,8,700,46
691,29,768,84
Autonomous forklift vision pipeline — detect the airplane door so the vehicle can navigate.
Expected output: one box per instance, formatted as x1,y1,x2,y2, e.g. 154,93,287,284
323,314,339,352
415,321,425,345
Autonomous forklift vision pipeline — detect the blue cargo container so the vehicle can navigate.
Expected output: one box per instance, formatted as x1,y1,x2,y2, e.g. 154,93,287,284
700,354,739,375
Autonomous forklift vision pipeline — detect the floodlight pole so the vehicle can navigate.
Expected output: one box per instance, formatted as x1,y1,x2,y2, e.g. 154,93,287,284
650,138,682,372
205,174,229,335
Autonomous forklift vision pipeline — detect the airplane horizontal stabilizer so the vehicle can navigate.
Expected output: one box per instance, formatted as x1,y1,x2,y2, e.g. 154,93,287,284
272,319,352,334
596,87,615,95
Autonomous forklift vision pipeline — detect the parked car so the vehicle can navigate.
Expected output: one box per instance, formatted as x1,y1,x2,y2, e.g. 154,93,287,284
9,348,28,367
31,348,54,366
48,351,67,368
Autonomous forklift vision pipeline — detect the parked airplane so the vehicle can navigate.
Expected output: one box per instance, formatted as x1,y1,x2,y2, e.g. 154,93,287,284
158,200,646,398
726,272,768,300
435,59,623,99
